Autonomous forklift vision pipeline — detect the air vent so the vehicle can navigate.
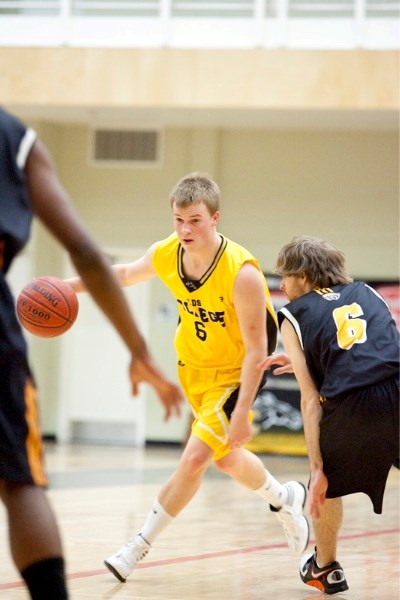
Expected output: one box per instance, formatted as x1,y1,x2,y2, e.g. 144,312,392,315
89,127,163,167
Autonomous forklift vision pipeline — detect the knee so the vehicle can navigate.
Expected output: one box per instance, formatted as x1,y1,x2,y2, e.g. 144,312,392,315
180,448,209,475
0,480,21,504
214,454,235,475
0,480,5,502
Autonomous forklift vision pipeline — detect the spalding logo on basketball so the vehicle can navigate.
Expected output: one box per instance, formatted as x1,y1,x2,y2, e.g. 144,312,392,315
17,276,79,338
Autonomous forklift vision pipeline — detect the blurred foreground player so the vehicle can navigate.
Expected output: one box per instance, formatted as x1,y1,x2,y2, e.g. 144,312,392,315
0,107,182,599
260,235,399,594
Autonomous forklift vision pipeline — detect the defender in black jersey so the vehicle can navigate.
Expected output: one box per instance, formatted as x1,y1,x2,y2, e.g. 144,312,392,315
0,108,181,600
261,235,399,595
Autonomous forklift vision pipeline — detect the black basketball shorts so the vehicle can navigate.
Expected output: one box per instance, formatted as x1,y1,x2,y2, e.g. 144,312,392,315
0,352,47,486
319,377,399,514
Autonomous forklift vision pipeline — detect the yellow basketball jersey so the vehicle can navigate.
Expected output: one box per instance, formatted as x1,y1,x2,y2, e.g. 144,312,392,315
152,233,278,369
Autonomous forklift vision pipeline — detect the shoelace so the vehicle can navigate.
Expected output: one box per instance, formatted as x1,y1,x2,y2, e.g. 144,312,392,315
117,537,150,560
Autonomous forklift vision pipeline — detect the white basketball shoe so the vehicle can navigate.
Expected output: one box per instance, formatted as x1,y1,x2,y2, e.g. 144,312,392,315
104,534,151,582
270,481,310,554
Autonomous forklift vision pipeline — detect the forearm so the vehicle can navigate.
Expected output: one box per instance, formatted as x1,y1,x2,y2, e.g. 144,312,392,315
70,247,148,359
235,349,265,414
64,274,87,293
301,393,324,472
228,348,265,448
66,261,132,293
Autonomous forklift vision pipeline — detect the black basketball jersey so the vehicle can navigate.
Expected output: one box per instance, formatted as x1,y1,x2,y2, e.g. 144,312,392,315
0,108,36,273
0,108,36,357
278,282,400,399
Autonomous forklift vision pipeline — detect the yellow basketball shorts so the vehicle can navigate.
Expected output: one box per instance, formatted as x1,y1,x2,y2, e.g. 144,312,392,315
177,363,253,461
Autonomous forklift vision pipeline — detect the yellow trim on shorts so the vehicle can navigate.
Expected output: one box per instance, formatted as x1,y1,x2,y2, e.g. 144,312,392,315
24,379,47,486
179,364,253,460
194,383,236,454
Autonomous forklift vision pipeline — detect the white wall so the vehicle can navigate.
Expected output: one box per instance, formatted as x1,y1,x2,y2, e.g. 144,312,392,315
51,123,399,279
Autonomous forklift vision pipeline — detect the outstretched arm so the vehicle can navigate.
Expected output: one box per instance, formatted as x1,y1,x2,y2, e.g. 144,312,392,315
65,243,159,292
26,139,183,418
280,318,327,520
229,263,267,448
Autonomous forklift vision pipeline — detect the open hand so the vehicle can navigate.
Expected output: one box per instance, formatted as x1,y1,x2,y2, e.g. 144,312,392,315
257,352,294,375
129,356,183,420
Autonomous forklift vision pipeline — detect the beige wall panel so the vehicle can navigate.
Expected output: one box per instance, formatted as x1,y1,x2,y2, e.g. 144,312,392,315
56,127,191,245
31,122,399,280
10,119,397,436
1,48,398,109
218,129,399,279
42,123,397,280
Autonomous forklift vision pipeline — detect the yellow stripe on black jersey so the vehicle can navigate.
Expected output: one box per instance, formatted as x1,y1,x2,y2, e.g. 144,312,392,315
314,288,334,296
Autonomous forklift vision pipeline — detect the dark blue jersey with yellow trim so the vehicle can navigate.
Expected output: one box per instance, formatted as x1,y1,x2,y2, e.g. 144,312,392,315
278,282,400,399
0,108,36,273
0,108,36,358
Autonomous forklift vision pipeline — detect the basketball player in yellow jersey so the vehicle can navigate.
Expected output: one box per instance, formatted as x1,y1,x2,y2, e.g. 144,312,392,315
68,172,310,582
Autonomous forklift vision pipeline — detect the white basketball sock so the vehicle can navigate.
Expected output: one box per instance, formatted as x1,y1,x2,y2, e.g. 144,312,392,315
139,498,174,545
254,470,288,508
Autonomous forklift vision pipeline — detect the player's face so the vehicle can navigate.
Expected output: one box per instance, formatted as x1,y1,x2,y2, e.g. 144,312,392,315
280,275,310,301
172,201,219,250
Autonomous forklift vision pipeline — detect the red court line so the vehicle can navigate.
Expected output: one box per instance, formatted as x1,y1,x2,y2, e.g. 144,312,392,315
0,527,398,591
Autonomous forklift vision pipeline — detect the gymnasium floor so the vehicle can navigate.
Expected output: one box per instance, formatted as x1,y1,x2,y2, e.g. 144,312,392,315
0,442,398,599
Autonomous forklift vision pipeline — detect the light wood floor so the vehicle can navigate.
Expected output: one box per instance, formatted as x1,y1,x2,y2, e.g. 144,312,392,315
0,442,398,599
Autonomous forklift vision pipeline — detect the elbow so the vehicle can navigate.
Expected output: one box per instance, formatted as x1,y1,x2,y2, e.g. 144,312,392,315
70,243,109,273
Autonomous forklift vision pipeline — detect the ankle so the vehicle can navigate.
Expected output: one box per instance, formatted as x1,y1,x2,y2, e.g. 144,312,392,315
254,471,287,507
21,557,68,600
315,548,336,568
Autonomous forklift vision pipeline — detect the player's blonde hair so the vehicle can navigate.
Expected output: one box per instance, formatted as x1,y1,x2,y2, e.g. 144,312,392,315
274,235,353,288
169,172,220,216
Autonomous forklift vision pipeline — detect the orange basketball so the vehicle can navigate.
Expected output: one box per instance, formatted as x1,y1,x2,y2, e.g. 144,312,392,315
17,276,79,338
